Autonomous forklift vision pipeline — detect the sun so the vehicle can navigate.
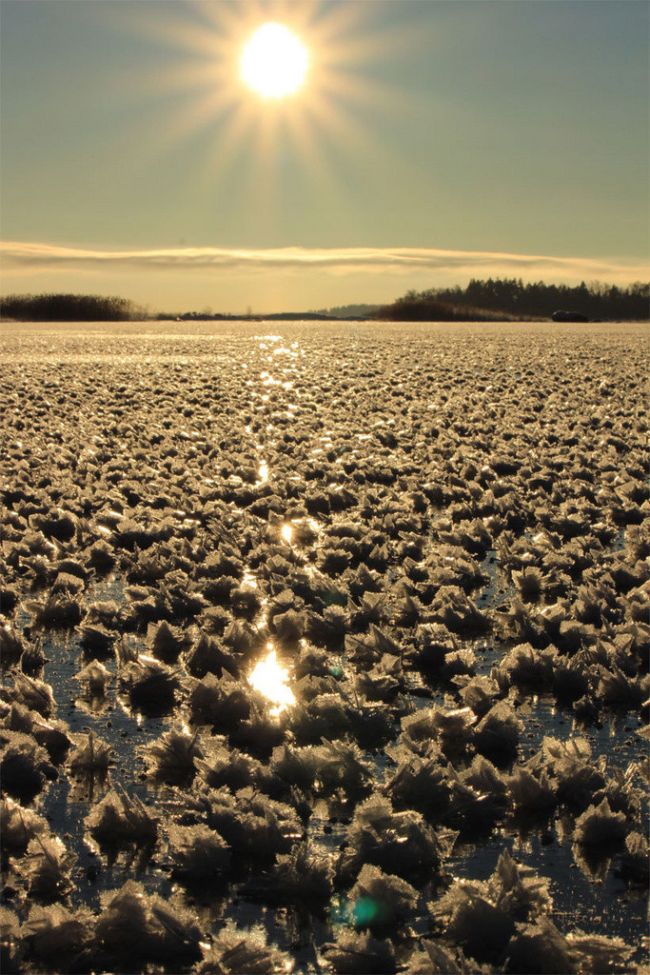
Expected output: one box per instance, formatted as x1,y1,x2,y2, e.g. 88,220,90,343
240,22,309,99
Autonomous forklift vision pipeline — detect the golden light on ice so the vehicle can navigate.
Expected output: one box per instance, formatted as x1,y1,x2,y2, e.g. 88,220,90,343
240,23,309,99
248,645,295,716
280,522,294,544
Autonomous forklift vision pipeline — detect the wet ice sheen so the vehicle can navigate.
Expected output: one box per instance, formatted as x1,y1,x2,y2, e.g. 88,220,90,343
248,645,296,717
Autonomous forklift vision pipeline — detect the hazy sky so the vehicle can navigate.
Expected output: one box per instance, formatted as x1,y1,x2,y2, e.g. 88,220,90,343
1,0,648,313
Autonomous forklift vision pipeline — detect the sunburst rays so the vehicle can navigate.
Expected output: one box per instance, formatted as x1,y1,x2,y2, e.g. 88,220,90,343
97,0,418,211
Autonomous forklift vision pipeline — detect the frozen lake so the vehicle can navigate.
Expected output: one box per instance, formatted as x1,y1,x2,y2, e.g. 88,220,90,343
1,320,648,973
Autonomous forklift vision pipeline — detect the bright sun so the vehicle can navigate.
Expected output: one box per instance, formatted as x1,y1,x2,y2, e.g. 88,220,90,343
240,22,309,99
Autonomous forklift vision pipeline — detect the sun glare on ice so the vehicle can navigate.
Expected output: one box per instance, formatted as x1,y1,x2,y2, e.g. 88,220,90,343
248,645,295,716
240,23,308,99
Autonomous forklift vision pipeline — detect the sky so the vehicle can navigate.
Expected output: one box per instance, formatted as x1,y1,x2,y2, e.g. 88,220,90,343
1,0,648,314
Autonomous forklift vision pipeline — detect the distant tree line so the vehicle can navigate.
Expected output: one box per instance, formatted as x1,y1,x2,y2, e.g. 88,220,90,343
2,280,647,323
0,293,145,321
159,310,338,322
310,303,380,319
375,297,518,323
376,279,649,321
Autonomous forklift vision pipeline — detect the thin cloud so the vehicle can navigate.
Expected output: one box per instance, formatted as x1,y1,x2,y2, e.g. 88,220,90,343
1,241,647,282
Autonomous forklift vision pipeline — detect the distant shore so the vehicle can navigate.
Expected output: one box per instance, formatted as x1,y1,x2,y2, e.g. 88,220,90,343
1,278,648,324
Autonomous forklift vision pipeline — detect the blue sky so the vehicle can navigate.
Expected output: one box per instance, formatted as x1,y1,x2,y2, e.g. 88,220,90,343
1,0,648,312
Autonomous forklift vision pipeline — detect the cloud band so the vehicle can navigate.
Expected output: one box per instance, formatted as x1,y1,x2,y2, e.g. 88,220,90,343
1,241,647,282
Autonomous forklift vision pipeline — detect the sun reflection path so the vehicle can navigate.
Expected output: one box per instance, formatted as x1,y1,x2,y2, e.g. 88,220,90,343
248,644,295,717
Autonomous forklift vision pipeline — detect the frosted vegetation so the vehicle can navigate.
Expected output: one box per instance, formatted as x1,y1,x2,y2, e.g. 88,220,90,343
0,321,648,973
